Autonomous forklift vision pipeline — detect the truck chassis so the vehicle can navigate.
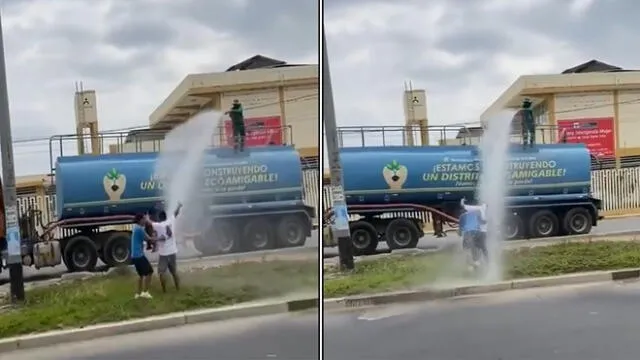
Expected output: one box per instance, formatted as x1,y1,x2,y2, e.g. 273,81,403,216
1,204,315,273
324,198,603,256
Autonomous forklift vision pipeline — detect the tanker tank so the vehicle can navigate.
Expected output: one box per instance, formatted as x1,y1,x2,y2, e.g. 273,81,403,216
55,146,304,220
341,143,592,206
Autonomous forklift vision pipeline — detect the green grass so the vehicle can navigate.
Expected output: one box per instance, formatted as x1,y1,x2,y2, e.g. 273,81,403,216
324,241,640,298
0,260,317,339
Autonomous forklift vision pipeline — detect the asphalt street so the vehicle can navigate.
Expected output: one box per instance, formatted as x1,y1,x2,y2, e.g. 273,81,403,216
4,311,320,360
322,215,640,256
324,280,640,360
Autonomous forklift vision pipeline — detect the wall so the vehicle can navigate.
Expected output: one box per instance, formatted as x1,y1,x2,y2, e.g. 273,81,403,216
283,84,318,155
554,91,616,158
554,91,614,119
616,90,640,155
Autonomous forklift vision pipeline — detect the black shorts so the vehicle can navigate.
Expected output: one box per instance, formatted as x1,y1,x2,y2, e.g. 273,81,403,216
131,256,154,277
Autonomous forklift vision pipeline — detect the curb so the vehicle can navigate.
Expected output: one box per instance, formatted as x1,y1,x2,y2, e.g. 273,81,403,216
324,268,640,310
601,213,640,219
0,297,318,354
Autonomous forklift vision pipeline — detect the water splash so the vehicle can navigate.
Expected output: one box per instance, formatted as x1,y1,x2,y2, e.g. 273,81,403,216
477,111,515,282
154,110,220,257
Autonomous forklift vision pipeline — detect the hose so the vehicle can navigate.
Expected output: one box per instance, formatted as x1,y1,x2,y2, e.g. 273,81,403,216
323,203,460,227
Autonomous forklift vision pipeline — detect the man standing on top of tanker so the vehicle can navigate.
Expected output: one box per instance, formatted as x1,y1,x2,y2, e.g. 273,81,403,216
225,99,246,152
520,98,536,148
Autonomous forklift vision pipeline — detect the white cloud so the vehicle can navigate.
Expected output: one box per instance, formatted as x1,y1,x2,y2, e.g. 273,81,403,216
0,0,316,176
325,0,634,145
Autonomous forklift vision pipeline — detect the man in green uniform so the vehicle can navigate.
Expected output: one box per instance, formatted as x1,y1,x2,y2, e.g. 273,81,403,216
226,99,245,152
520,98,535,148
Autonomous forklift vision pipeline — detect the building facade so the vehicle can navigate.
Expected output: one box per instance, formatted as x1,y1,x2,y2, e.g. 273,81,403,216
481,60,640,168
113,55,319,159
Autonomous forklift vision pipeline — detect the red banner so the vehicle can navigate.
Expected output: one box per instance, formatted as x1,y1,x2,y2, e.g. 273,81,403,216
557,117,615,158
224,116,283,147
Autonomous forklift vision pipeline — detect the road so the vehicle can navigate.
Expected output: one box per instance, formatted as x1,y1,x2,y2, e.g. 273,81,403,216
324,280,640,360
0,230,319,284
323,215,640,257
3,311,319,360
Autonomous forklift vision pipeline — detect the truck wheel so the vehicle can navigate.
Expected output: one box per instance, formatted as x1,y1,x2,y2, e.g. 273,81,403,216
349,221,378,256
276,215,308,247
504,213,524,240
528,210,559,238
385,218,420,249
243,218,274,251
562,207,592,235
64,235,99,272
197,220,239,256
103,232,131,267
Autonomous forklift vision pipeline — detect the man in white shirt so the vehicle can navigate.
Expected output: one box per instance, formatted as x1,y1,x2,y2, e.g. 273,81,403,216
153,209,180,292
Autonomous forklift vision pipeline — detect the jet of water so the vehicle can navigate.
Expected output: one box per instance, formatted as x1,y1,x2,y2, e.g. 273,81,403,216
154,110,220,256
477,111,515,282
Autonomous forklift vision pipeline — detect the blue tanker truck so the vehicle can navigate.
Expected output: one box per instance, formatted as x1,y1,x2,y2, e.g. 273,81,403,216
326,143,602,255
1,145,315,272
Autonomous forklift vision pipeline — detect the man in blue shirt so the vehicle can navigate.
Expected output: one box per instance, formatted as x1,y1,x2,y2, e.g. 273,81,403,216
131,213,157,299
459,208,484,268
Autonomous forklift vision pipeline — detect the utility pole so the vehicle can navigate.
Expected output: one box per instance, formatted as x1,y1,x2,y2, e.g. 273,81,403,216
322,28,354,271
0,11,25,301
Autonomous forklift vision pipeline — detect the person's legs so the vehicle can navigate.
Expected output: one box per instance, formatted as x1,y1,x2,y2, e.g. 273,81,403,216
137,276,143,296
138,256,154,297
238,123,246,151
157,255,169,293
132,258,145,297
232,125,240,151
167,254,180,290
475,231,489,261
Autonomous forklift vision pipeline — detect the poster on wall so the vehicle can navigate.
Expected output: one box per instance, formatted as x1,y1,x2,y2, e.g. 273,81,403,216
556,117,615,158
224,116,283,147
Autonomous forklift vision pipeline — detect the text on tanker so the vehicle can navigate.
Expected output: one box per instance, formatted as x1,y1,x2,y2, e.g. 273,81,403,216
421,160,567,186
139,164,278,192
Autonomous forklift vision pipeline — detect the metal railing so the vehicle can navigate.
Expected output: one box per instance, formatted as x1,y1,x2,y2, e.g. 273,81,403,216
48,125,295,175
333,124,573,148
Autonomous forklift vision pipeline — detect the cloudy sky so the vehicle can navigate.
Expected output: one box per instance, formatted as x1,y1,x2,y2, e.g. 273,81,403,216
3,0,317,175
325,0,635,146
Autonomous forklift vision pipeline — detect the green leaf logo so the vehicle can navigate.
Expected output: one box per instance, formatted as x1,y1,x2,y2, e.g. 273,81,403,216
106,168,120,181
385,160,401,172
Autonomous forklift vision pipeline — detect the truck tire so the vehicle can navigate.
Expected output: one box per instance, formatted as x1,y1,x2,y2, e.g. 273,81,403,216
103,232,131,267
528,210,559,238
385,218,420,249
197,220,239,256
276,215,308,247
349,221,378,256
505,213,524,240
64,235,99,272
243,218,274,251
562,207,592,235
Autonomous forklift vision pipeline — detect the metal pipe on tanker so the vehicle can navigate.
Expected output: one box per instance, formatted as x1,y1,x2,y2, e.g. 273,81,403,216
322,29,354,271
0,11,25,301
